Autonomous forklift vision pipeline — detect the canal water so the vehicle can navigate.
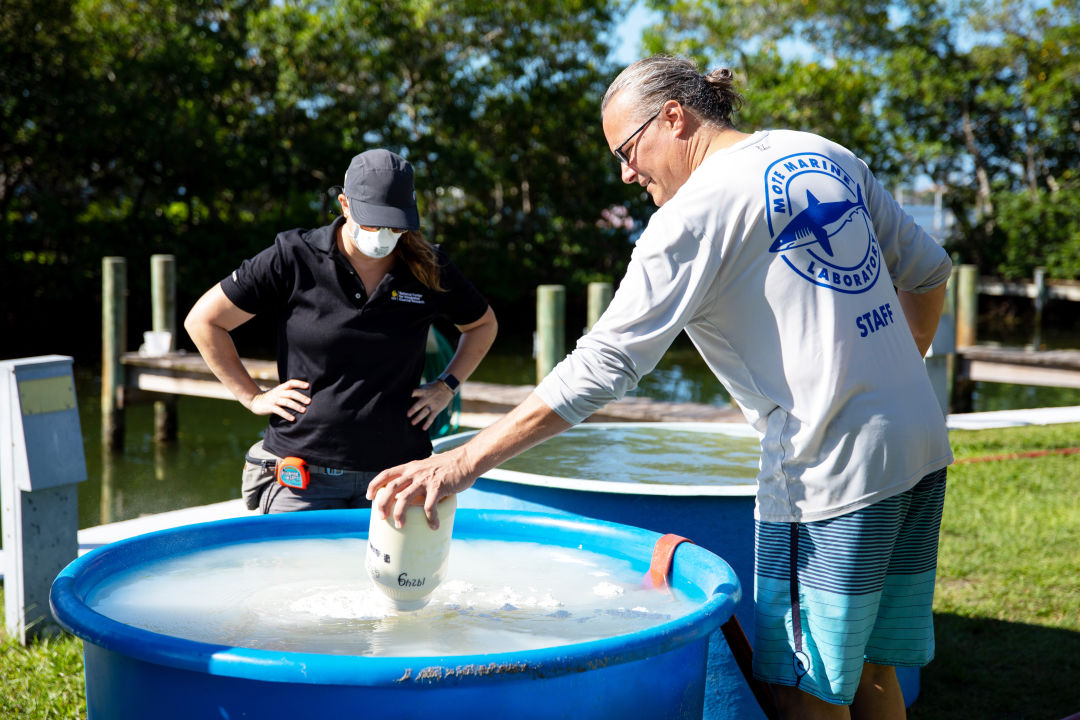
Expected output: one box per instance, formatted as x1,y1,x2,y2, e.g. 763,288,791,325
58,335,1080,530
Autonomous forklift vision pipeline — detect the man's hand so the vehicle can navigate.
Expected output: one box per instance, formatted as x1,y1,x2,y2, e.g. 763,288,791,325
369,392,572,530
367,450,476,530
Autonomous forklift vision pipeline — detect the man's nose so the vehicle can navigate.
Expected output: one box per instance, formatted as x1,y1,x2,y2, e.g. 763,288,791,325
620,162,637,184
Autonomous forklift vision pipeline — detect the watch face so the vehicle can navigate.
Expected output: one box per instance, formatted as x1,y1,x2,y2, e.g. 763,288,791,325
440,373,459,390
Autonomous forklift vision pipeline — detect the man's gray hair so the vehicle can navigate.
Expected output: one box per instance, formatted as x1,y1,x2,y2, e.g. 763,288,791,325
602,56,743,129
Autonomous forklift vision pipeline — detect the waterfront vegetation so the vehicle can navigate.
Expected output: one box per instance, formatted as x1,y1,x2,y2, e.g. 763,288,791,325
2,422,1078,719
5,1,1080,365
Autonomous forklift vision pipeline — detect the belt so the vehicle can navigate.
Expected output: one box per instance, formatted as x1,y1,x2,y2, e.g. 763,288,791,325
244,455,370,477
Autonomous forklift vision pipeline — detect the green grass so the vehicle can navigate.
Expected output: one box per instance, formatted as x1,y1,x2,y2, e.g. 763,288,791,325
2,423,1079,720
910,423,1080,720
0,620,85,720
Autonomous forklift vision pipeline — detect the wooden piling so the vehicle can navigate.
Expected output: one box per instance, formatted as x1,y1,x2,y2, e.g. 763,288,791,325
952,265,976,412
944,269,958,412
955,264,978,348
151,254,178,443
536,285,565,383
101,257,126,451
586,281,613,333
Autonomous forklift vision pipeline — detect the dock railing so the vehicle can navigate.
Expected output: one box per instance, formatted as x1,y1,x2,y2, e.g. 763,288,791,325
951,264,1080,410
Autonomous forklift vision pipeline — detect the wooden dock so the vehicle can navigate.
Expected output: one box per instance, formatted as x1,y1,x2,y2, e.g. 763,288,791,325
977,277,1080,302
122,344,1080,411
116,343,1080,443
957,345,1080,389
121,352,278,402
119,352,746,425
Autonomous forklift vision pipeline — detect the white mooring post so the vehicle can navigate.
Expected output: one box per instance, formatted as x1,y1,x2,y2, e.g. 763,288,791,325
0,355,87,643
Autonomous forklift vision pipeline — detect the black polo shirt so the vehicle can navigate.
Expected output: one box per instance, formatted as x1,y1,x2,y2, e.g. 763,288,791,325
220,217,489,470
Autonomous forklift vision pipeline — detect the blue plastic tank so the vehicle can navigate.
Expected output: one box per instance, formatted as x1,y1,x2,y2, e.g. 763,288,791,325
51,509,740,720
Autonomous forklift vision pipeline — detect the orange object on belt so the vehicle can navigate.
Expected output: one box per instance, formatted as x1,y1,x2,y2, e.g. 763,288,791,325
276,456,310,489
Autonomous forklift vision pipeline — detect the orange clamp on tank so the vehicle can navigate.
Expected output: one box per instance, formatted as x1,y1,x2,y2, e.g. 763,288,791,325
646,533,692,590
276,457,310,489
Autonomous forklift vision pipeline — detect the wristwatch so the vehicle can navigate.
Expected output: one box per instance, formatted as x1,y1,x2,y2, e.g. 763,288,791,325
437,371,460,393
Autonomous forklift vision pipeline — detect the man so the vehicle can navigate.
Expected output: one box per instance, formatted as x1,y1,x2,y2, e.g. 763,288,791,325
367,56,953,719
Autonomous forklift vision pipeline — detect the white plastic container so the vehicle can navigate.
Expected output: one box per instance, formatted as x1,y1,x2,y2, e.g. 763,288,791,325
365,489,457,611
139,330,172,356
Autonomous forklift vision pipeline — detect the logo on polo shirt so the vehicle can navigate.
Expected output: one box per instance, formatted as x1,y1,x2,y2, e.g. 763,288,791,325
764,152,880,295
391,290,425,305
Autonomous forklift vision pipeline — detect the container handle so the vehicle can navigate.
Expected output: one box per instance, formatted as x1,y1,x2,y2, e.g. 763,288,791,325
646,533,691,590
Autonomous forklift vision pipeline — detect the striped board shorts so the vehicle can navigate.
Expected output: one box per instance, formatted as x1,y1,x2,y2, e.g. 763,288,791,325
752,468,947,704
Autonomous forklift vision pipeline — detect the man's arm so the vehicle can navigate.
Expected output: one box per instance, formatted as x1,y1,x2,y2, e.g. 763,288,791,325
367,392,572,529
897,282,947,357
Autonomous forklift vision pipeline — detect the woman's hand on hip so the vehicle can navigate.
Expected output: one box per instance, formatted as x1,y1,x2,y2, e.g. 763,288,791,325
407,381,454,430
248,379,311,421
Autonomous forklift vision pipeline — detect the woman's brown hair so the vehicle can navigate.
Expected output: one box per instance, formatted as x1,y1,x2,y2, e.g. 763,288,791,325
395,230,444,292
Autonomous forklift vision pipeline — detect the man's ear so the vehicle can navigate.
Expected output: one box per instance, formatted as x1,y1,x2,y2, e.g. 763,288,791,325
661,99,691,139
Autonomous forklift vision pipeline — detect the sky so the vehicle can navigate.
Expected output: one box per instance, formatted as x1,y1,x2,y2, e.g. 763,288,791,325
610,2,660,65
609,4,819,69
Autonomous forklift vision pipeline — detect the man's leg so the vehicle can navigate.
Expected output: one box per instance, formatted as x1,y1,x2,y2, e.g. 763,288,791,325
754,470,945,720
770,683,849,720
768,661,906,720
851,663,905,720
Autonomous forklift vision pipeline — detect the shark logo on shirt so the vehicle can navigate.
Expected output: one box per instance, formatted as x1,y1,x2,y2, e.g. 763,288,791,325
768,185,867,257
765,152,880,295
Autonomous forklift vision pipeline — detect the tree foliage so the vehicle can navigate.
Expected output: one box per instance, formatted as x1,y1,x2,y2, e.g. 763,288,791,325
1,0,644,359
3,0,1079,362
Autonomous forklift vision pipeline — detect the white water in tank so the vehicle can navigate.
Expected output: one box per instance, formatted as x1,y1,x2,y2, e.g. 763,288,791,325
86,537,702,656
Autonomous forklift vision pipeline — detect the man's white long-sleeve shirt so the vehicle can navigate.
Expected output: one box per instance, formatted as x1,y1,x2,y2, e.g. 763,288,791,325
536,130,953,523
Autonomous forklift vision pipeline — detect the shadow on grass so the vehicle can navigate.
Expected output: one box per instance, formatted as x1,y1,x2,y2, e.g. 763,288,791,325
910,613,1080,720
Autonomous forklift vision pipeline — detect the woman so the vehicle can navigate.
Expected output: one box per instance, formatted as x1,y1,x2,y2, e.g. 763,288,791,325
184,148,497,513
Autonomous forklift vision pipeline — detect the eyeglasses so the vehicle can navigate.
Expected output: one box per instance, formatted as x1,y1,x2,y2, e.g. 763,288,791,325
612,109,661,165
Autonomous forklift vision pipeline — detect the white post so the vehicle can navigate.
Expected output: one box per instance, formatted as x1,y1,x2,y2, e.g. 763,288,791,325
0,356,87,643
932,186,944,237
1032,267,1047,350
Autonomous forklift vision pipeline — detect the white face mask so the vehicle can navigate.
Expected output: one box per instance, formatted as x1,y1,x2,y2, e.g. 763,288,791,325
349,223,403,258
